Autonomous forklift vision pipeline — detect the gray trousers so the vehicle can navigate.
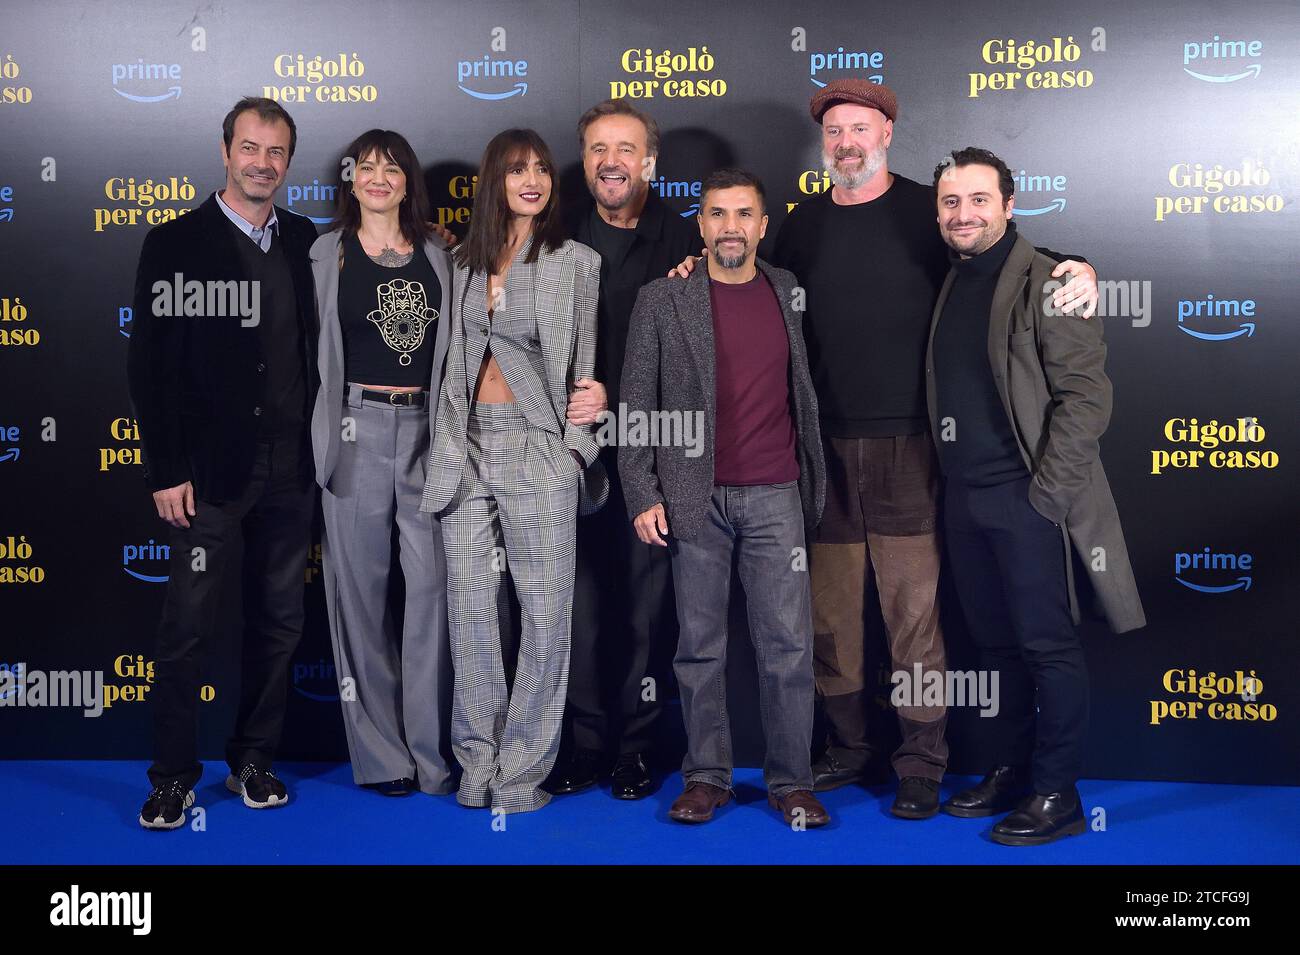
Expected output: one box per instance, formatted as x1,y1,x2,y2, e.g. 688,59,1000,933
321,385,454,794
670,482,816,797
441,401,579,814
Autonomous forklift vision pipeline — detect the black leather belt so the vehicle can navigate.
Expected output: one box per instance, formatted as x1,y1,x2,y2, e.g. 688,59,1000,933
358,389,427,407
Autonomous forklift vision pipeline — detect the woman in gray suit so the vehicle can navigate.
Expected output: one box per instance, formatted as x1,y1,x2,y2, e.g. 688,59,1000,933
309,130,456,797
420,129,607,814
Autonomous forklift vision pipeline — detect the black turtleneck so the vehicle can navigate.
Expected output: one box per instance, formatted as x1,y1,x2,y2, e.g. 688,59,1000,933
932,222,1028,487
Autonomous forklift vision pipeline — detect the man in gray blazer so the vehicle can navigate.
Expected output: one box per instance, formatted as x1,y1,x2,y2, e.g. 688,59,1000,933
926,147,1145,846
619,169,829,827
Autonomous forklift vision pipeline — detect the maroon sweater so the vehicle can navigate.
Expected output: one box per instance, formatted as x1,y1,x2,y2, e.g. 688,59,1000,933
709,271,799,486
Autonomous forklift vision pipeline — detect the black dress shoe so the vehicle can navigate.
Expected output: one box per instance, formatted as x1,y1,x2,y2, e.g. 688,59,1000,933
543,749,603,795
890,776,940,819
991,789,1087,846
942,765,1030,818
611,753,653,800
362,777,417,797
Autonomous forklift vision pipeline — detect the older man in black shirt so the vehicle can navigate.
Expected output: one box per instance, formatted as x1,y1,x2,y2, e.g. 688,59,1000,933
546,99,700,799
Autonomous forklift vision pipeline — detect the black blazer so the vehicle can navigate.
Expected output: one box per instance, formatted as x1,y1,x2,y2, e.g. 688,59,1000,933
126,194,320,502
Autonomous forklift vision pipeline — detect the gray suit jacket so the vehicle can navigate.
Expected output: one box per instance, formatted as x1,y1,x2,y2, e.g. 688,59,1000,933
309,228,453,490
618,257,826,542
925,233,1146,633
420,236,609,515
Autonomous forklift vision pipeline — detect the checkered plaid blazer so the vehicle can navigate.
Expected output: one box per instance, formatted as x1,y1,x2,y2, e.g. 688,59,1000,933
420,236,608,515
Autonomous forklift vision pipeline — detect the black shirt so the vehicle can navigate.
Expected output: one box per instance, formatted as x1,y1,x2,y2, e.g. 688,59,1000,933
932,222,1028,486
772,176,945,438
225,215,306,439
337,232,441,387
772,175,1079,439
586,207,639,268
565,192,701,413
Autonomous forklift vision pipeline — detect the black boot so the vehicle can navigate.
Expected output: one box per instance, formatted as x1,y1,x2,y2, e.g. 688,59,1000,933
811,751,863,792
814,689,881,792
991,788,1087,846
942,765,1030,818
890,776,940,819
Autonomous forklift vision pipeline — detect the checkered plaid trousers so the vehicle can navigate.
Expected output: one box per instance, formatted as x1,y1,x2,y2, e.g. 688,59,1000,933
440,400,579,814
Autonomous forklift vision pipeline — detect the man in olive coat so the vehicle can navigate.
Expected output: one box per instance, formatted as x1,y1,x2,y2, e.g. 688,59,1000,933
925,147,1144,846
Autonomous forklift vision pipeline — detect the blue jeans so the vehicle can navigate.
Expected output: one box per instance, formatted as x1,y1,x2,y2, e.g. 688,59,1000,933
669,482,815,797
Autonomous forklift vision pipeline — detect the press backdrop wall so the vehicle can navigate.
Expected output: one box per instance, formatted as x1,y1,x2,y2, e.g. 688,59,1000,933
1,0,1296,784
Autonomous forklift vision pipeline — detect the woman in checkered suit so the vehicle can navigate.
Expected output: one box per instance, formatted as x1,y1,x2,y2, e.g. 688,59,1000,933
421,129,608,814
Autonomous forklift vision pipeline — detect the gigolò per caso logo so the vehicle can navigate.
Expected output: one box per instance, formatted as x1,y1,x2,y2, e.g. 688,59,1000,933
94,176,197,231
1155,160,1283,221
264,53,376,103
1150,417,1278,474
1150,669,1275,726
611,47,725,99
0,534,44,584
969,36,1094,98
0,297,38,347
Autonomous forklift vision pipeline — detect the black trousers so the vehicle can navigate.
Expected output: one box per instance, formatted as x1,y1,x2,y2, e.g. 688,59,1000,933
942,475,1087,794
566,467,676,758
147,437,315,790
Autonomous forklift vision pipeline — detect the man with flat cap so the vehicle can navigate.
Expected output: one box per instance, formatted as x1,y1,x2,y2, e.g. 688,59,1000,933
765,80,1099,818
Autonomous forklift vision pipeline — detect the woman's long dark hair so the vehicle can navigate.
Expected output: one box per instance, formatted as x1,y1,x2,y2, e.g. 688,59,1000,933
455,128,566,276
330,129,433,248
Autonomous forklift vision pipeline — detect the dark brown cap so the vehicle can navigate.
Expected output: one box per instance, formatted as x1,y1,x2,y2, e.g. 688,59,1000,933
810,79,898,124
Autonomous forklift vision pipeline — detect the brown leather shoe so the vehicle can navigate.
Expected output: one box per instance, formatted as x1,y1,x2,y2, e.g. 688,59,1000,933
668,782,731,823
768,789,831,827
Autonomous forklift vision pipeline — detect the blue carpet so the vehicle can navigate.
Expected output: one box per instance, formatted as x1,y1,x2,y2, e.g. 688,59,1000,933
5,761,1293,864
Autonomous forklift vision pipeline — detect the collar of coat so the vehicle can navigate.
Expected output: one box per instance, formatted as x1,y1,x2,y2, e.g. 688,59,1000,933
937,230,1038,322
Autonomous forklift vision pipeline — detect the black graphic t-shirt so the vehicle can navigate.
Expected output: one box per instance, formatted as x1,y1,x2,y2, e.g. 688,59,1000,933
338,232,441,386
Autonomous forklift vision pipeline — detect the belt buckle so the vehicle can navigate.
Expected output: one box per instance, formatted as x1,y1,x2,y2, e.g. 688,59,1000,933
388,391,407,407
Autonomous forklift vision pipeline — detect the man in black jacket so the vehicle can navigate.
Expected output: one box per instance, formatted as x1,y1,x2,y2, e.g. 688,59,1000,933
127,97,319,829
545,99,700,799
